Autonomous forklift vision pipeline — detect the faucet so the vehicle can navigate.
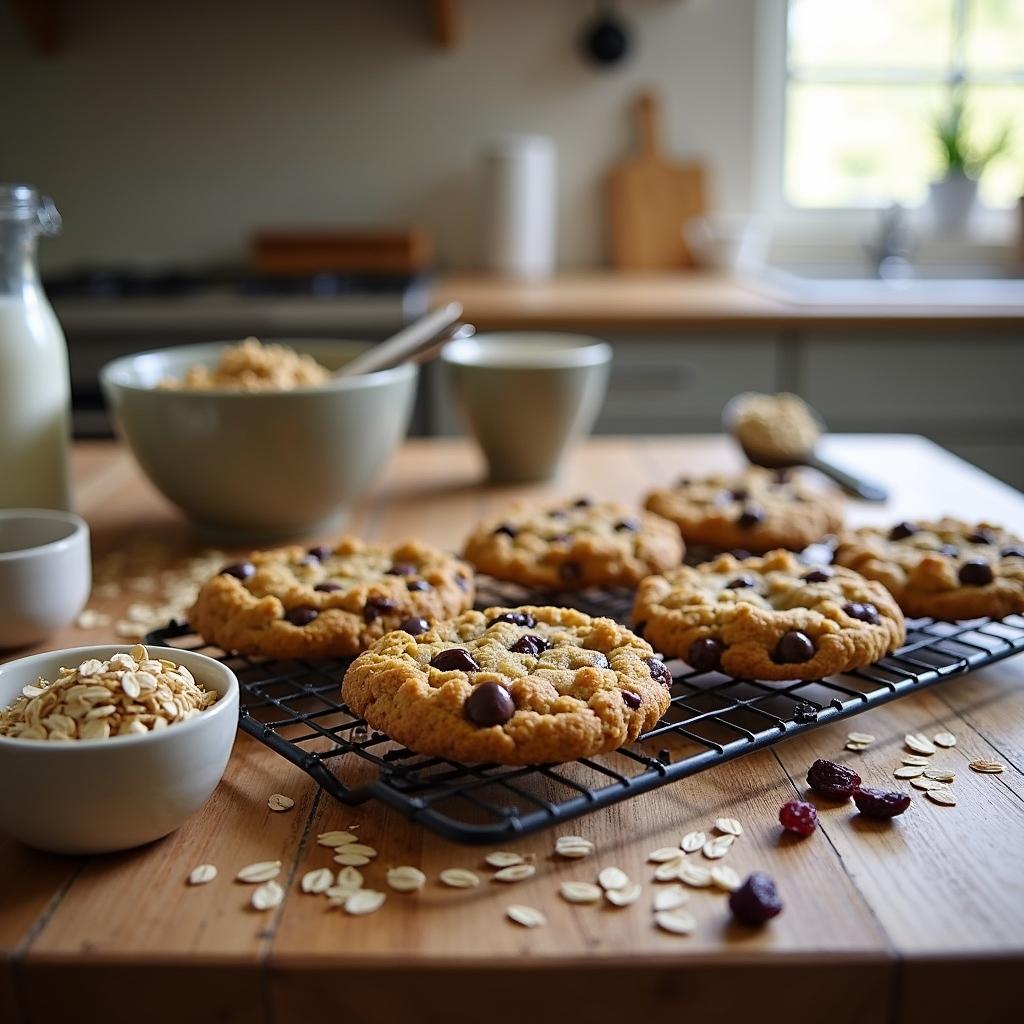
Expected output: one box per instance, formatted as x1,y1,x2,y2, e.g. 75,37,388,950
869,203,914,280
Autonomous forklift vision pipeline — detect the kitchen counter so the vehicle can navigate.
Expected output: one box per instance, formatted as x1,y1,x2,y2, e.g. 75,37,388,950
436,271,1024,330
3,435,1024,1024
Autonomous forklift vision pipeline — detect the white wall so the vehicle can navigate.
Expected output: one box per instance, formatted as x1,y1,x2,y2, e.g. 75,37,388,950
0,0,757,272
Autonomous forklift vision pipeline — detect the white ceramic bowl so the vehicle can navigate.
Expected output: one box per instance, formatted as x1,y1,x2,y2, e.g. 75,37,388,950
0,509,91,649
100,340,418,543
0,644,238,853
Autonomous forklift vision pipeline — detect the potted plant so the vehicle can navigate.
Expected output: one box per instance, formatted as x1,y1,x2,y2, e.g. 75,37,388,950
930,90,1009,234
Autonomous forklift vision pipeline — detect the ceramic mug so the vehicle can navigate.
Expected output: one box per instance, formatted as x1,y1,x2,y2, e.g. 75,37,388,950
0,509,91,648
442,333,612,483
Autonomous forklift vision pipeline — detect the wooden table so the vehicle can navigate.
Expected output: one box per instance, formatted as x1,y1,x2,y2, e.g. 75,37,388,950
3,435,1024,1024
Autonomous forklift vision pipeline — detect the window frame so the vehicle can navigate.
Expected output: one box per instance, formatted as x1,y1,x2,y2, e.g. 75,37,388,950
754,0,1021,241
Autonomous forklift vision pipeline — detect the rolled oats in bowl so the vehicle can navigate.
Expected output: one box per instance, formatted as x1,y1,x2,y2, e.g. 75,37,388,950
159,337,331,392
730,392,822,464
0,644,220,741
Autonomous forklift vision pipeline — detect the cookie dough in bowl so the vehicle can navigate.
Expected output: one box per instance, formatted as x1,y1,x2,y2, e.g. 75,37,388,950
632,550,905,682
342,606,673,765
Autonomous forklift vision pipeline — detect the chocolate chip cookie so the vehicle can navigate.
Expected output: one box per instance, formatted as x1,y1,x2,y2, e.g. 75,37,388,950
341,606,673,764
190,537,475,659
643,468,843,554
463,498,684,590
632,549,905,681
834,519,1024,620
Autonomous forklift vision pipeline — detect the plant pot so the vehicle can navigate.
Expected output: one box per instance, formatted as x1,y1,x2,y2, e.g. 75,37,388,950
929,171,977,236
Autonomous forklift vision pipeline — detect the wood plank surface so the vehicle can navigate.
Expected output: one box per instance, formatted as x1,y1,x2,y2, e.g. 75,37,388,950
2,435,1023,1024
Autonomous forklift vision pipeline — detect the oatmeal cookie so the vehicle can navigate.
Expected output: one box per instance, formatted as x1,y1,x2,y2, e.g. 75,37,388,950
834,518,1024,620
632,550,905,681
190,537,474,659
341,606,673,764
463,498,683,590
644,468,842,553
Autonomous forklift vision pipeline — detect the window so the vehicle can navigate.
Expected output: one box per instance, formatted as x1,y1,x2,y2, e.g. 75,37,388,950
782,0,1024,210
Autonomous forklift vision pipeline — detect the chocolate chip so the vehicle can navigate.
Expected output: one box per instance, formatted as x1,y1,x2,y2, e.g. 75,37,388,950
314,581,342,593
1002,546,1024,559
614,518,639,532
406,579,431,592
725,575,755,590
430,647,482,673
363,596,398,622
645,657,673,688
802,569,831,583
220,561,254,580
737,506,765,529
509,634,550,657
843,602,880,625
633,620,647,638
968,528,996,545
386,562,417,576
592,652,610,669
455,575,471,591
306,545,333,561
560,561,583,583
399,617,429,636
889,522,918,541
285,606,318,626
958,559,994,586
729,487,749,501
687,637,723,672
548,534,571,544
493,524,517,538
774,630,816,664
573,497,592,508
490,611,536,628
730,549,751,561
465,680,515,726
937,544,960,558
622,690,641,710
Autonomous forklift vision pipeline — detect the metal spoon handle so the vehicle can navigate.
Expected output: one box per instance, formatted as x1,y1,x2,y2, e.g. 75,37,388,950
805,452,889,503
335,301,464,378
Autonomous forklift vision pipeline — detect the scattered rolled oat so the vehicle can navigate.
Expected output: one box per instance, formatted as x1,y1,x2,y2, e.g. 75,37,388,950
598,867,630,892
506,904,546,928
554,836,594,859
387,866,427,892
336,866,364,890
251,880,284,911
702,835,735,860
301,868,334,894
905,733,936,756
924,769,956,783
439,868,480,889
677,864,713,888
648,846,686,863
933,732,957,748
653,885,689,912
485,851,525,869
236,860,282,884
715,817,743,837
0,646,218,741
654,909,697,935
910,778,947,792
969,759,1005,774
926,789,957,807
847,732,875,746
711,865,742,892
188,864,218,886
345,889,386,916
606,883,643,907
894,766,924,779
560,881,603,904
333,852,371,867
902,754,930,767
653,859,687,882
493,863,536,883
317,831,358,848
268,793,294,812
680,831,706,853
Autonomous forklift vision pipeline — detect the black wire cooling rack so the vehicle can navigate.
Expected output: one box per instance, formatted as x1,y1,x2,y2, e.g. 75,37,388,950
147,578,1024,845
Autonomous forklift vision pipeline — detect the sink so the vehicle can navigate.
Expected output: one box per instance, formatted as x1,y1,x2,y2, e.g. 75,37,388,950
749,263,1024,307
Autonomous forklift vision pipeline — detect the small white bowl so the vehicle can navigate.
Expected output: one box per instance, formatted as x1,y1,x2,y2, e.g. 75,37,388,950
0,644,238,854
0,509,91,649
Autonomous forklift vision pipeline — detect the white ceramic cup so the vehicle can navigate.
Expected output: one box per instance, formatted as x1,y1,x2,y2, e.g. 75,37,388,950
0,509,91,649
0,644,239,853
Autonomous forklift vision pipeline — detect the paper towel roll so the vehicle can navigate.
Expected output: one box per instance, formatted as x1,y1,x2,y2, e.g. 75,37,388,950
481,134,557,279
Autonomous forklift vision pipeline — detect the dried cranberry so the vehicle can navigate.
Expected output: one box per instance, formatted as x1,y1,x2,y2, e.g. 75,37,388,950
622,690,641,709
645,657,673,688
779,800,818,836
490,611,536,628
363,597,398,622
509,634,550,657
806,758,861,800
853,786,911,819
429,648,481,673
729,873,783,926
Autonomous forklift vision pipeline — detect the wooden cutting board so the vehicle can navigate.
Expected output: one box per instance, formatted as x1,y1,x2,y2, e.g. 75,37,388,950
608,91,708,269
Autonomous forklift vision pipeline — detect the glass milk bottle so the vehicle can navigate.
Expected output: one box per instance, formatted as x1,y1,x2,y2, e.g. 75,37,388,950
0,184,71,510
